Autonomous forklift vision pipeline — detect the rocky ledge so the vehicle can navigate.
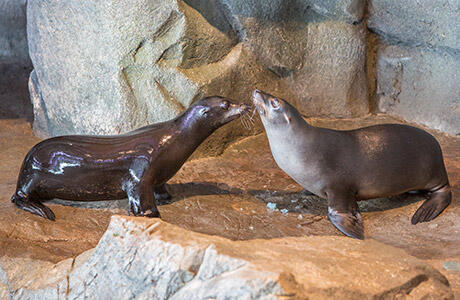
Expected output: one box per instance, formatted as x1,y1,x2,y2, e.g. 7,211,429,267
1,117,459,299
0,216,454,299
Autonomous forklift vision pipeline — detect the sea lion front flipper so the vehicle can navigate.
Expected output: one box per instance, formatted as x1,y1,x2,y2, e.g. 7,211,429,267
126,182,161,218
11,194,56,221
327,195,363,240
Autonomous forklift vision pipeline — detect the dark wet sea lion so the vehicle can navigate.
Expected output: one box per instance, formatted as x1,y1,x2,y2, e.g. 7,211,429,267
253,89,451,239
12,96,249,220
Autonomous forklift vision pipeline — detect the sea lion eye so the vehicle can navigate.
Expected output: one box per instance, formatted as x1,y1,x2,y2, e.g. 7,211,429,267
221,101,230,110
271,99,280,109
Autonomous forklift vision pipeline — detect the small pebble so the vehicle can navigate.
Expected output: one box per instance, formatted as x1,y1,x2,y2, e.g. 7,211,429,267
443,261,460,272
428,223,438,229
249,226,254,230
240,208,243,211
297,214,303,220
266,202,277,210
291,199,298,203
297,224,301,228
280,209,288,214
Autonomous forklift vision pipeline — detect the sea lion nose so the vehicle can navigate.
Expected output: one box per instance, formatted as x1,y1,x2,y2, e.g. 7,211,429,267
240,103,250,112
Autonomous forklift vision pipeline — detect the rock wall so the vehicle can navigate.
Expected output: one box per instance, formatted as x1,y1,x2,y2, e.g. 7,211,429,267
26,0,369,141
1,216,453,299
26,0,291,142
0,0,33,118
1,0,454,138
368,0,460,135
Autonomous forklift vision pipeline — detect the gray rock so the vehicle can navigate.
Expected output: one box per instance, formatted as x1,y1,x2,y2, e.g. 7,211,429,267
27,0,297,155
0,0,32,118
368,0,460,50
28,0,371,141
27,0,235,136
285,21,368,117
218,3,368,117
376,44,460,135
4,216,454,299
0,0,29,63
308,0,365,24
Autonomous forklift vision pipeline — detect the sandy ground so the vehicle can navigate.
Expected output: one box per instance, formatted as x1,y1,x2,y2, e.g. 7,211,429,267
0,116,459,296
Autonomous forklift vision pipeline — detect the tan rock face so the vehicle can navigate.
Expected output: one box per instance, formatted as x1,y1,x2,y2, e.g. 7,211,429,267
2,216,453,299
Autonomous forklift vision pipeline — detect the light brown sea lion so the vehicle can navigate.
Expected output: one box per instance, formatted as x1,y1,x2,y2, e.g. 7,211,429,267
253,89,451,239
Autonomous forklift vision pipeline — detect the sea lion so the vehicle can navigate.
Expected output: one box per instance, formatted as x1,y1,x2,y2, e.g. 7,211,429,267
253,89,451,239
12,96,249,221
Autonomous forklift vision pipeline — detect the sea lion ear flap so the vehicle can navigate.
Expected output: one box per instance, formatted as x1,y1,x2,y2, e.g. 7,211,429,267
284,113,291,124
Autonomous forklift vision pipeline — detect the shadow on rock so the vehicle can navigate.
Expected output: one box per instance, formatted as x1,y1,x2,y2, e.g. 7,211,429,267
163,181,244,204
49,181,244,208
248,189,427,216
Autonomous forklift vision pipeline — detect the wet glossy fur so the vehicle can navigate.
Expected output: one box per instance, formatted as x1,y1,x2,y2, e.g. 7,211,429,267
12,97,249,220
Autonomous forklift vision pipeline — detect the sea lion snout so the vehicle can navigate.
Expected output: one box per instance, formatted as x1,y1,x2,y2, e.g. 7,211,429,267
252,90,267,115
238,103,251,114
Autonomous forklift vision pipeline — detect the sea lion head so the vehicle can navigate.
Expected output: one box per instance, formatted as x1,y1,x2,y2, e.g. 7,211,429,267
252,89,299,130
190,96,250,128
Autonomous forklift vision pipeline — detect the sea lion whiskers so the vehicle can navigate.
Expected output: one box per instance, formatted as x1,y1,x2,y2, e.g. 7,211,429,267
239,104,256,130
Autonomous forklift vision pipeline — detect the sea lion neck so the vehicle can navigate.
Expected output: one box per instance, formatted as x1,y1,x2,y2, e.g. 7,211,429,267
170,106,215,151
175,106,213,134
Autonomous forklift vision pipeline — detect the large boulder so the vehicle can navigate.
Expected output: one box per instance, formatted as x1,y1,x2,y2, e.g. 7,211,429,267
1,216,453,299
27,0,230,137
0,0,32,118
376,44,460,135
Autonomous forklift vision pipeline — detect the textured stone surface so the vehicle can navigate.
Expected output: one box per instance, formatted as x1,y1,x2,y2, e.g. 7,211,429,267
285,21,367,117
368,0,459,51
368,0,460,135
27,0,218,136
308,0,365,24
1,216,454,299
217,0,369,117
0,0,33,118
376,44,460,135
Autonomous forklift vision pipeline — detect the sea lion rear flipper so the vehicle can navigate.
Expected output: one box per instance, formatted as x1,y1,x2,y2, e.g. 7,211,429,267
11,194,56,221
327,194,363,239
411,184,451,224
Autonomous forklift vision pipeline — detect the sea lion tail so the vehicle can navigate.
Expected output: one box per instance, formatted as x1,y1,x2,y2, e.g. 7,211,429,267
411,184,451,225
11,193,56,221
